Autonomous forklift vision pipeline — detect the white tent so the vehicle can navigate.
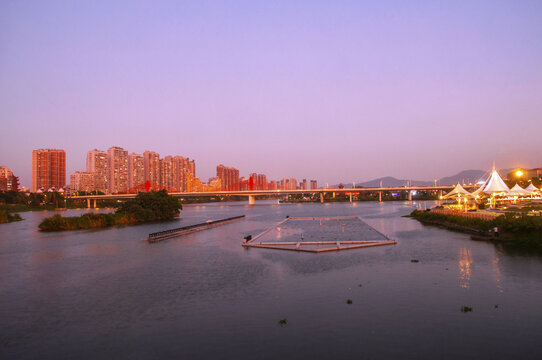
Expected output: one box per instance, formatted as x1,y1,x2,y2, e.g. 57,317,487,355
442,183,471,199
483,170,510,194
470,177,490,198
510,184,529,195
525,183,540,193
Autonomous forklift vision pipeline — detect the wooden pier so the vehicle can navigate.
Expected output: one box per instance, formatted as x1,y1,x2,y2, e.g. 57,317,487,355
147,215,245,243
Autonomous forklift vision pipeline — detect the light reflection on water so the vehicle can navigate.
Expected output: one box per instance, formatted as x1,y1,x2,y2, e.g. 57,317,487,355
458,247,473,289
1,201,542,360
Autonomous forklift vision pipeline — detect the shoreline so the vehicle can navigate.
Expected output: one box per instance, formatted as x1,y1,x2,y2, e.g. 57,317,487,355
408,210,542,249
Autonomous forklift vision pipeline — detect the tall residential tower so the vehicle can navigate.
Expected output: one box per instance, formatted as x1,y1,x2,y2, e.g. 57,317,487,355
32,149,65,192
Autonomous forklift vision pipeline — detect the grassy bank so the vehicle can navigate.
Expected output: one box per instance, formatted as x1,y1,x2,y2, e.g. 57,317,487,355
39,190,181,231
409,210,542,249
0,210,23,224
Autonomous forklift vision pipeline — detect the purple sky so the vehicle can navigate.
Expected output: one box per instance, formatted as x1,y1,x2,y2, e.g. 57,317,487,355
1,1,541,187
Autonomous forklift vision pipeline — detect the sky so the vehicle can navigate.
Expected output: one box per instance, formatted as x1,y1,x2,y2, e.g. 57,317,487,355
1,0,541,187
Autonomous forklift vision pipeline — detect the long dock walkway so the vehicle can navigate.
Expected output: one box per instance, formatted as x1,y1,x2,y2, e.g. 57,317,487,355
147,215,245,243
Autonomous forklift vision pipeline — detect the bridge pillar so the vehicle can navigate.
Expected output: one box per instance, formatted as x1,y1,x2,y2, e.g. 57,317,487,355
349,193,352,203
320,193,324,203
408,190,412,201
93,199,97,208
379,191,382,202
248,195,255,205
87,198,91,208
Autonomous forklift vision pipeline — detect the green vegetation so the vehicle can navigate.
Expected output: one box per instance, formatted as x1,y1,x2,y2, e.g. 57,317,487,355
0,210,22,223
410,210,542,249
39,190,181,231
0,190,67,211
0,190,122,211
279,318,287,326
411,259,419,263
346,299,353,304
461,306,473,313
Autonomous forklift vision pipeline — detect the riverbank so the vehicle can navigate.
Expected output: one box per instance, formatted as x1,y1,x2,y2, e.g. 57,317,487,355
0,210,23,223
39,190,181,231
409,209,542,249
38,212,174,231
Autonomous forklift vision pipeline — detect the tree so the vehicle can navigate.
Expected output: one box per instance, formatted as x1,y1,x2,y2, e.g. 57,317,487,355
116,190,181,221
11,175,19,192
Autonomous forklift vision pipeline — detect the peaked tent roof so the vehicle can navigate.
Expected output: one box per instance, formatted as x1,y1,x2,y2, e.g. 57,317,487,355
471,176,490,197
443,183,471,199
510,184,529,195
525,183,540,192
483,170,510,194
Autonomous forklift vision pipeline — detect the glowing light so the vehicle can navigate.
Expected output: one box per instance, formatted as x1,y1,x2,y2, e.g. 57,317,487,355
516,170,524,177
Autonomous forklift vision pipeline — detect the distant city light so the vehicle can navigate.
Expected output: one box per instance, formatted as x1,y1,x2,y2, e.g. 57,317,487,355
516,170,524,177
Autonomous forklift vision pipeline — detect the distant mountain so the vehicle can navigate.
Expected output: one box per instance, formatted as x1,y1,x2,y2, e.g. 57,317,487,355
333,169,491,188
437,169,486,186
355,176,433,187
333,177,432,188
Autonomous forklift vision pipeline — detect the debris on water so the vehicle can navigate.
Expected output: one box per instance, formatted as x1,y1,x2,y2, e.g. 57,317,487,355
494,304,499,309
461,306,473,313
411,259,419,263
358,284,362,287
279,318,287,326
346,299,353,304
445,268,449,270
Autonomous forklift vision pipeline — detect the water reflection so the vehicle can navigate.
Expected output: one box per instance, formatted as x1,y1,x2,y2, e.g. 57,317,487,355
3,201,542,360
492,256,504,293
458,247,473,289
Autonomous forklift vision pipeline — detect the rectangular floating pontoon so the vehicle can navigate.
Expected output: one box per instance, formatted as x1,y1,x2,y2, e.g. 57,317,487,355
242,216,396,253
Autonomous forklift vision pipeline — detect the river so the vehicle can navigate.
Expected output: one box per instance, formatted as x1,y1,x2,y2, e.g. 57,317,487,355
1,201,542,359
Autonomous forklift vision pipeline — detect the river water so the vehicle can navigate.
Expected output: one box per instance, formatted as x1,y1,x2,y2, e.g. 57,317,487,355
1,201,542,359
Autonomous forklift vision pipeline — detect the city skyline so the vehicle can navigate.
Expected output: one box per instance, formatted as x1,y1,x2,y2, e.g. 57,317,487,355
3,143,541,189
2,1,542,187
45,146,317,194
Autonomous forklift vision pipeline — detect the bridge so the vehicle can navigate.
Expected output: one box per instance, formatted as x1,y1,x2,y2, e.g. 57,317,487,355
70,185,471,208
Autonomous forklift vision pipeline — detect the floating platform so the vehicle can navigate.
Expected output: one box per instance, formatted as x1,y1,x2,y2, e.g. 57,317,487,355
242,216,396,253
147,215,245,243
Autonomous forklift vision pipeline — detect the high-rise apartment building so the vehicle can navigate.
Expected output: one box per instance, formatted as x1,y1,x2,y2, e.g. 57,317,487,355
171,156,188,192
281,178,288,190
86,149,108,193
310,180,318,189
290,178,297,190
108,146,129,193
250,173,268,190
143,151,161,186
216,164,240,191
188,159,195,178
160,156,174,190
70,171,94,193
0,166,14,191
32,149,66,192
128,153,145,189
301,179,308,190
